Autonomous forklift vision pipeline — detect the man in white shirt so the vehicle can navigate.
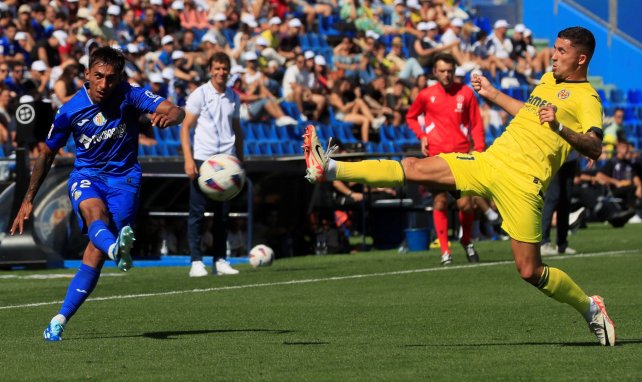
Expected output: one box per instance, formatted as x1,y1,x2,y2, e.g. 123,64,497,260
282,51,315,121
180,52,243,277
485,19,514,70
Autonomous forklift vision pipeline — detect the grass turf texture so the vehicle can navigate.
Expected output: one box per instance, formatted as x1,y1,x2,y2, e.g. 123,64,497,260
1,223,642,381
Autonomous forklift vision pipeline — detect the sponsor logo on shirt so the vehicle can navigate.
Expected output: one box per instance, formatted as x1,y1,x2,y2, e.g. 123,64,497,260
77,123,127,149
145,90,162,102
77,118,90,127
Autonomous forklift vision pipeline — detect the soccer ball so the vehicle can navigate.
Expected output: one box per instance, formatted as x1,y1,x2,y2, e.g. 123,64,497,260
248,244,274,268
197,154,246,201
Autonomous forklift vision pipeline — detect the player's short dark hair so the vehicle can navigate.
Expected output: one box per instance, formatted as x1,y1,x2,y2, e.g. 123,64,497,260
432,52,457,68
209,52,231,69
89,46,125,75
558,26,595,63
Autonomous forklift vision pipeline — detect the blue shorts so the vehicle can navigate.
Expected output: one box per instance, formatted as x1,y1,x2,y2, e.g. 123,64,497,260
68,170,142,234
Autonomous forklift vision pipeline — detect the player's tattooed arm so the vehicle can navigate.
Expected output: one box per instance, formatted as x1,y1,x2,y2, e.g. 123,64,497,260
558,128,602,161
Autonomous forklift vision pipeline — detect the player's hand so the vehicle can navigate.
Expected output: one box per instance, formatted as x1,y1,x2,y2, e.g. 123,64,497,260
184,158,199,180
10,201,33,235
350,192,364,202
539,104,559,130
420,136,429,157
470,71,495,99
150,113,171,128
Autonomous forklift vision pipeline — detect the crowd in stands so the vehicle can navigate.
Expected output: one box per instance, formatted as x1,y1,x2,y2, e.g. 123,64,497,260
0,0,640,236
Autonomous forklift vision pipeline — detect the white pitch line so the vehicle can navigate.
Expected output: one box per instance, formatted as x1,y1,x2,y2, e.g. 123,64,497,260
0,249,635,311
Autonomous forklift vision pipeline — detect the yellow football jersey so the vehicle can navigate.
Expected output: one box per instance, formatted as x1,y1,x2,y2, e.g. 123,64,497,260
487,72,603,187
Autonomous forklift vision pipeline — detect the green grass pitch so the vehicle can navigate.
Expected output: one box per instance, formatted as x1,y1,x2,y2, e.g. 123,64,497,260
1,223,642,381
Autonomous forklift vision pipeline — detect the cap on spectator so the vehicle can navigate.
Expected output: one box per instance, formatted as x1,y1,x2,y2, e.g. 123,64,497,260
269,16,282,25
426,21,438,30
171,1,184,10
365,30,380,40
230,65,245,75
18,4,31,14
524,28,532,37
494,19,509,29
171,50,185,60
14,31,27,41
201,34,217,45
417,22,429,31
451,18,464,27
455,66,466,77
20,95,35,103
162,67,175,81
150,0,163,5
245,19,258,28
77,7,91,19
107,5,120,16
514,23,526,33
391,36,403,46
304,50,315,60
255,36,269,46
212,13,226,22
31,60,47,72
288,18,302,28
243,51,258,61
67,0,79,2
53,30,68,47
149,72,164,83
240,14,256,25
227,73,241,87
393,0,404,6
406,0,421,10
161,35,174,45
127,43,139,54
314,55,326,66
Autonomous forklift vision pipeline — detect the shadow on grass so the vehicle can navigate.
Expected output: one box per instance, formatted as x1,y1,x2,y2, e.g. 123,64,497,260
75,328,294,340
283,341,329,345
403,339,642,347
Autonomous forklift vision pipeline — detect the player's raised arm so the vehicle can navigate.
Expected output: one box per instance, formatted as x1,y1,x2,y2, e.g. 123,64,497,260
150,99,185,128
10,145,57,235
471,72,524,117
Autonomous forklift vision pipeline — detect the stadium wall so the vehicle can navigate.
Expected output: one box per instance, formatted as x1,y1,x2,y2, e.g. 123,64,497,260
523,0,642,91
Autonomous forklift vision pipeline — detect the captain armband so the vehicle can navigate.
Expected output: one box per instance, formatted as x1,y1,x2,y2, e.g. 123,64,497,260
587,127,604,141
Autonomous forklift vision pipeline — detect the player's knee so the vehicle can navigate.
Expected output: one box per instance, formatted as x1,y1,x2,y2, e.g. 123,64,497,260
401,157,419,179
516,266,540,285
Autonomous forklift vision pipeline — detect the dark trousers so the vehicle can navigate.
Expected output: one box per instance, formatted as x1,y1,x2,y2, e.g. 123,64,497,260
542,159,577,251
188,160,229,262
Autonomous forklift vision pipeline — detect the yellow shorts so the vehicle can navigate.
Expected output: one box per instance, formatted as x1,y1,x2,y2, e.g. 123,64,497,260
438,152,544,243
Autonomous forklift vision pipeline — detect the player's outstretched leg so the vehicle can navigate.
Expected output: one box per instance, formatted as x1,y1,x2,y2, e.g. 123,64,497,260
109,225,135,271
302,124,405,187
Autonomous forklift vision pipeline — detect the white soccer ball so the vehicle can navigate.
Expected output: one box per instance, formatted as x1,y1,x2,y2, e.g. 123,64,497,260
197,154,246,201
248,244,274,268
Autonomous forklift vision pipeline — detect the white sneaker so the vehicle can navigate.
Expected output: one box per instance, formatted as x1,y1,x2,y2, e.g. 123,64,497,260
628,214,642,224
561,246,577,255
587,295,616,346
441,252,452,266
372,115,386,130
540,242,558,256
276,116,298,127
189,261,208,277
215,259,239,275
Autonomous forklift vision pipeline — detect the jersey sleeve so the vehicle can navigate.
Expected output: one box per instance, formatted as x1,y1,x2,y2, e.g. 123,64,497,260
125,83,166,114
577,90,603,134
185,87,203,116
45,109,72,151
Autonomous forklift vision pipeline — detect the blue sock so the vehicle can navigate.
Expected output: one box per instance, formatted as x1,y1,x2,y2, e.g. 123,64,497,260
59,264,101,321
88,220,116,255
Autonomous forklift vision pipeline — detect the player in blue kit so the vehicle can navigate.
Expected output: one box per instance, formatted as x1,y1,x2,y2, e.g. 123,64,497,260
10,46,185,341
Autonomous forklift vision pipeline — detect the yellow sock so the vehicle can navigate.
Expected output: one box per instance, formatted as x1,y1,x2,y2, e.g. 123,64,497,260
336,160,405,187
537,266,590,315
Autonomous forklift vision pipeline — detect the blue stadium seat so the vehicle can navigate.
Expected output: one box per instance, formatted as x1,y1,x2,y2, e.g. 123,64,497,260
241,121,256,141
332,124,357,143
155,143,169,157
166,142,180,156
142,145,156,156
264,124,280,141
138,145,145,157
245,141,259,156
628,89,642,105
610,89,627,105
257,142,272,156
379,125,397,142
623,107,639,124
317,14,339,36
270,142,284,155
597,89,610,108
281,102,303,122
281,141,295,155
251,123,267,141
320,124,334,141
223,28,236,48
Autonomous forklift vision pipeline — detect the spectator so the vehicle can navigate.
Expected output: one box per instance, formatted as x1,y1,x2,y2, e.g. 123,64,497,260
229,73,297,126
52,63,80,107
386,36,425,83
278,18,303,60
84,6,116,42
485,19,513,74
386,80,410,126
25,60,51,99
413,21,454,68
603,108,624,156
282,52,312,120
595,138,642,217
329,78,385,142
4,63,27,96
260,16,282,50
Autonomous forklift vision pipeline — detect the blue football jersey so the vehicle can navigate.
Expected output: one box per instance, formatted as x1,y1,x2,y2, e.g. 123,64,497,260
47,82,165,176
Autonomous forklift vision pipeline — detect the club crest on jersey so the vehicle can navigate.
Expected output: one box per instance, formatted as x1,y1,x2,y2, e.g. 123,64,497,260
93,112,106,126
430,96,436,103
557,89,570,100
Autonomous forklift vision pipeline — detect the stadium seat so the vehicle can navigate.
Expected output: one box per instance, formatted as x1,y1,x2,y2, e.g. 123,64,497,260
281,141,295,155
628,89,642,106
317,14,340,36
270,142,284,155
610,89,627,105
241,121,256,141
155,143,169,157
597,89,611,108
245,141,259,156
166,142,180,156
251,123,267,141
142,145,157,156
623,107,639,124
379,125,398,142
281,102,304,122
257,142,272,156
332,124,357,143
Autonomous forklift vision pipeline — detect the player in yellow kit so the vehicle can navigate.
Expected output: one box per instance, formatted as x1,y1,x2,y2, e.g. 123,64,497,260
303,27,616,346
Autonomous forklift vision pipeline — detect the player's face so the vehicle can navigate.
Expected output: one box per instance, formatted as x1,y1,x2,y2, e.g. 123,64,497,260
210,61,230,90
433,60,454,89
86,62,121,103
551,37,586,81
